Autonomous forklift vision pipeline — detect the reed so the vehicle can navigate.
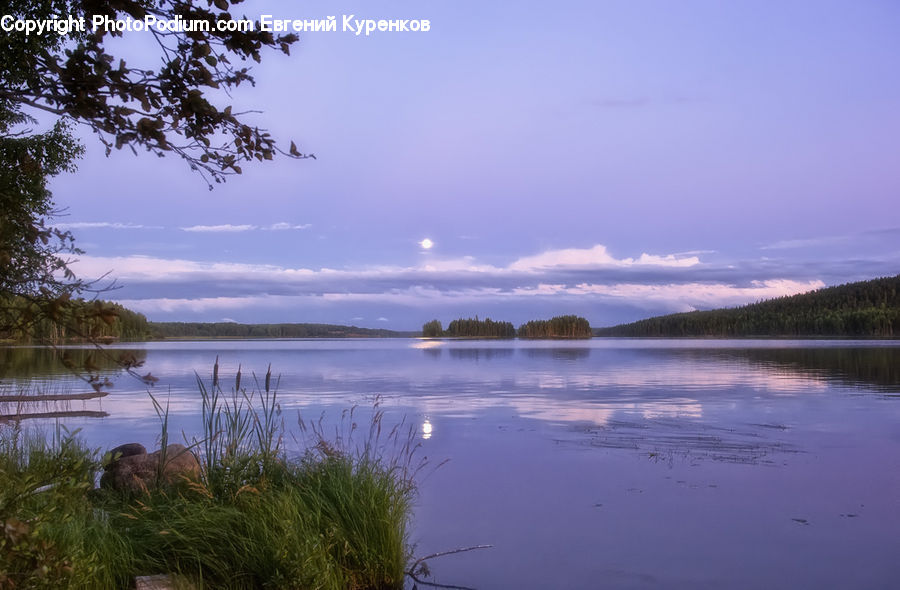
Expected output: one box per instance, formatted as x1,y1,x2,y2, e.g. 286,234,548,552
0,362,420,589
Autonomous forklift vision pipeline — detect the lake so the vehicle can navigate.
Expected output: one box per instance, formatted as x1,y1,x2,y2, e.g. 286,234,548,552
2,339,899,589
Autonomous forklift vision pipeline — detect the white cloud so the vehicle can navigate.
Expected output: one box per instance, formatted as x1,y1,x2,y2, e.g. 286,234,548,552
52,222,310,233
71,244,832,320
113,279,825,318
509,244,699,271
181,224,257,232
74,244,699,285
266,223,311,231
557,279,825,308
180,223,310,232
54,222,154,230
71,255,302,281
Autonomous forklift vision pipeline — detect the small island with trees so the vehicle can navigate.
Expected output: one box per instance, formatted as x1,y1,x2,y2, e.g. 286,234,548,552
421,315,592,339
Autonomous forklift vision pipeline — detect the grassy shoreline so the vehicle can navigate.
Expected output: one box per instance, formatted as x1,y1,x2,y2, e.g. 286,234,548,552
1,364,419,589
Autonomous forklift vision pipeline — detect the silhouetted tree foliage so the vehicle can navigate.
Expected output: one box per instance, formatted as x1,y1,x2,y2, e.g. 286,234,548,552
421,319,443,337
1,1,311,386
445,316,515,339
518,315,592,339
0,117,87,340
595,276,900,338
2,0,312,186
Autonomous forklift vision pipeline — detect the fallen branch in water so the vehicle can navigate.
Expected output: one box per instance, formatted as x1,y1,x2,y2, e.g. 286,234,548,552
406,574,478,590
0,410,109,422
0,390,109,403
406,544,494,590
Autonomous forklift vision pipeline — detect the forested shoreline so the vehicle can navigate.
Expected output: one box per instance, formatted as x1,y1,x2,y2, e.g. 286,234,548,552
0,300,411,343
148,322,410,339
5,275,898,344
595,275,900,338
0,298,151,343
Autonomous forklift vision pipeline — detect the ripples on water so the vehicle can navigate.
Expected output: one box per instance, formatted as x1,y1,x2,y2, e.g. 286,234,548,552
2,339,899,588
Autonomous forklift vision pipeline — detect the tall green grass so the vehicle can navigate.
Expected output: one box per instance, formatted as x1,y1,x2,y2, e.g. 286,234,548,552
1,361,421,589
0,425,131,588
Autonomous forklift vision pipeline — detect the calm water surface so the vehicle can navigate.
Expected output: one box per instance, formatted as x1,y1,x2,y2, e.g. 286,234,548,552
2,339,899,589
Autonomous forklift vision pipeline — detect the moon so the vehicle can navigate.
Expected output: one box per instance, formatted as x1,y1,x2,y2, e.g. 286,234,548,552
419,238,434,250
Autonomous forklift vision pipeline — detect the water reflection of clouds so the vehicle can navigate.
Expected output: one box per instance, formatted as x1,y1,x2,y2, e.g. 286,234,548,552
531,365,830,394
88,359,828,427
408,394,704,427
5,341,895,435
304,357,830,397
632,400,703,420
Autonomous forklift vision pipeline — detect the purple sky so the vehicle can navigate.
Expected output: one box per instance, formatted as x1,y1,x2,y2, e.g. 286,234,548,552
43,0,900,329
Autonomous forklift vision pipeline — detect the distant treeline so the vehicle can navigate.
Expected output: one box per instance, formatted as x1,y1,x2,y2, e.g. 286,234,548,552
0,297,411,343
0,297,151,343
148,322,406,339
422,315,592,339
595,275,900,338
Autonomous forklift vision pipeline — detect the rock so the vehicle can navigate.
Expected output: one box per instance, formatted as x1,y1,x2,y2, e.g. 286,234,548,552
148,444,202,485
109,442,146,458
134,574,195,590
101,443,201,494
135,575,175,590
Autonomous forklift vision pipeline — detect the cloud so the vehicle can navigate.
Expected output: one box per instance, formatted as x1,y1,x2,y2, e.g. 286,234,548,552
180,223,311,232
267,223,311,231
762,235,849,250
761,227,900,250
508,245,700,271
115,279,826,318
54,221,156,230
73,241,893,323
180,224,257,233
515,279,826,311
118,296,271,314
51,222,311,233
